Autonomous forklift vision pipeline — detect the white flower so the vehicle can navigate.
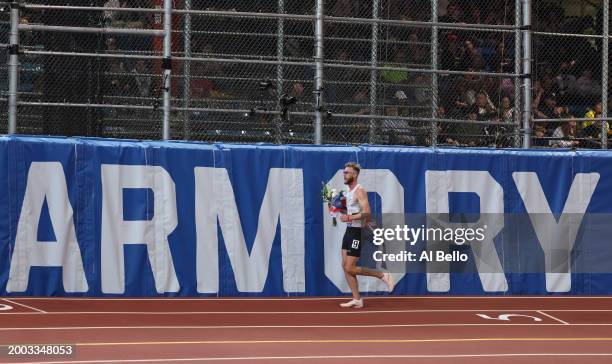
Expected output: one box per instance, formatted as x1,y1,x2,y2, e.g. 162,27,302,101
331,188,337,197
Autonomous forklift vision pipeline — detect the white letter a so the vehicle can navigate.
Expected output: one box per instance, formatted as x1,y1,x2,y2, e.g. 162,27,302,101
7,162,88,293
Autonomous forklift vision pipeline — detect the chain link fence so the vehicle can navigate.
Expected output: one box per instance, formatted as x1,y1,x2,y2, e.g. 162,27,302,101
531,0,610,148
0,1,609,148
172,2,317,143
0,5,9,134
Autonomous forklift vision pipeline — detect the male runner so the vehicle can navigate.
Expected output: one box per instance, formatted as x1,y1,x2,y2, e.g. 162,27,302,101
337,162,394,308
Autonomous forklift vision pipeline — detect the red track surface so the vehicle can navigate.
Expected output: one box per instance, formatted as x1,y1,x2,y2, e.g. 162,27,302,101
1,296,612,363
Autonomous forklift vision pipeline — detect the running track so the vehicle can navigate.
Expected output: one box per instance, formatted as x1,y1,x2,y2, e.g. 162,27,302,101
1,297,612,363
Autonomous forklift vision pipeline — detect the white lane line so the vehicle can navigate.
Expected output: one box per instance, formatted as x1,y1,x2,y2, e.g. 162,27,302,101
14,353,612,364
0,323,579,330
537,310,571,325
0,309,601,315
2,298,47,313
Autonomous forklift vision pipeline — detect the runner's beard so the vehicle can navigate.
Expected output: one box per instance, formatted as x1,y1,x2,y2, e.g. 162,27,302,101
344,175,354,185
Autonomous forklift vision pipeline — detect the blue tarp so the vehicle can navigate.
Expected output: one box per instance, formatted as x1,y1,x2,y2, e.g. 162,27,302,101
1,136,611,296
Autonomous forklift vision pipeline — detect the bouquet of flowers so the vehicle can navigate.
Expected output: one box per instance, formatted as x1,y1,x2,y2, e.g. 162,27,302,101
321,182,346,226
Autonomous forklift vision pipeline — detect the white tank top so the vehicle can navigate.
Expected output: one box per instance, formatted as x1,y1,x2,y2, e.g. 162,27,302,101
346,184,362,227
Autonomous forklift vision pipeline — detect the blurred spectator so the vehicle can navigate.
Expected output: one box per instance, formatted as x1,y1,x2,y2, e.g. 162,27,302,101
582,101,610,138
440,2,464,23
462,40,485,71
468,90,497,121
490,42,512,73
326,49,358,104
500,77,515,99
584,101,603,120
290,82,305,98
453,90,495,147
539,66,558,94
19,16,35,46
386,0,409,20
383,106,419,145
532,123,550,147
437,105,461,146
532,80,544,110
439,1,466,59
113,0,153,51
106,37,120,54
129,60,153,98
437,105,446,119
103,0,121,28
440,34,464,71
328,0,362,37
106,61,131,96
538,3,564,33
550,119,580,148
410,75,430,106
382,49,409,84
382,49,411,105
350,87,370,115
484,2,505,25
481,77,500,104
498,96,514,123
468,5,482,24
487,94,514,147
576,69,601,99
123,0,153,25
555,62,577,98
535,91,559,120
449,78,476,118
406,33,428,65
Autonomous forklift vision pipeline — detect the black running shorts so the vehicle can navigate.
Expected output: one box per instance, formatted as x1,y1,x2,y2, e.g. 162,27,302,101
342,226,363,257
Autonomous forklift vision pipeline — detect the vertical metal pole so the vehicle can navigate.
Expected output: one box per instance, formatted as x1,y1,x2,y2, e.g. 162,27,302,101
277,0,285,101
601,0,609,149
431,0,439,147
8,2,19,135
514,0,522,148
182,0,191,140
521,0,532,148
368,0,379,144
162,0,172,140
314,0,324,144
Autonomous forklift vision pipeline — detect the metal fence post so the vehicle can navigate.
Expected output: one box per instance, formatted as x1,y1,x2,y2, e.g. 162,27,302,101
162,0,172,140
182,0,191,140
368,0,379,144
514,0,522,148
314,0,324,144
602,0,609,149
521,0,532,148
277,0,285,103
8,1,20,135
431,0,439,147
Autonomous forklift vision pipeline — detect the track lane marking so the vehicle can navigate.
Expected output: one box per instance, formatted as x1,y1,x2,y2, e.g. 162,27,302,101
2,298,46,313
0,323,591,330
69,337,612,346
0,309,599,314
0,303,13,311
14,353,612,364
537,310,570,325
2,309,612,315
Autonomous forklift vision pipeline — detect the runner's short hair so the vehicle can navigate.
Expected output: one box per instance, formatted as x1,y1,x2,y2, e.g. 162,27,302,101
345,162,361,175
